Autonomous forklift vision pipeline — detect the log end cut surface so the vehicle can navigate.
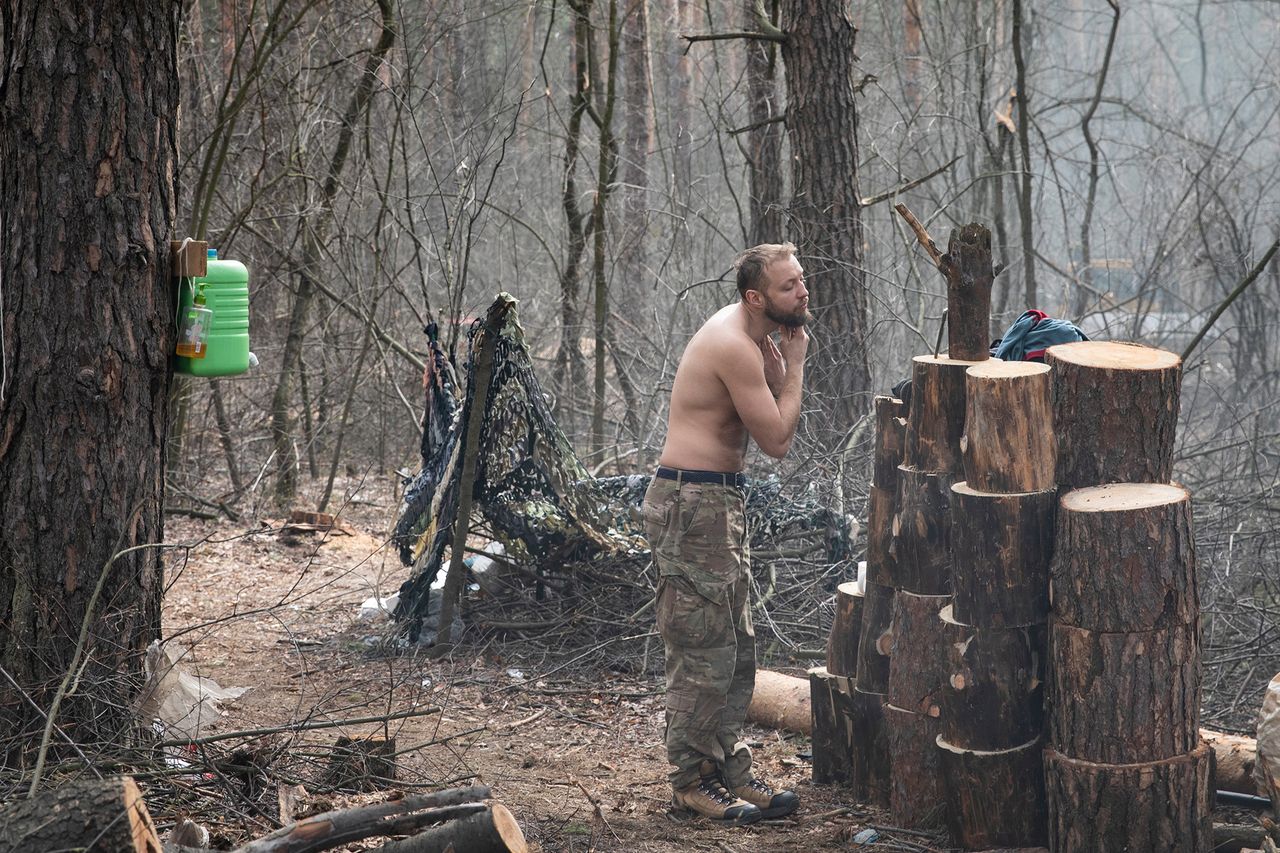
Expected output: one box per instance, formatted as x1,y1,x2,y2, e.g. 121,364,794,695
1046,340,1181,371
1060,482,1190,513
965,360,1051,380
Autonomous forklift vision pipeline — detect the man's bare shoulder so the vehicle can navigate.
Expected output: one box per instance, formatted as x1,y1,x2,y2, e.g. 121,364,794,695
690,307,758,360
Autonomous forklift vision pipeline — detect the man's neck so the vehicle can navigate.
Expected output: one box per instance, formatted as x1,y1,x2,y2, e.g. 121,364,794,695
735,300,779,344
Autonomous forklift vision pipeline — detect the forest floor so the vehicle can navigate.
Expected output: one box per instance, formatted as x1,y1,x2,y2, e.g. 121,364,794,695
160,481,899,853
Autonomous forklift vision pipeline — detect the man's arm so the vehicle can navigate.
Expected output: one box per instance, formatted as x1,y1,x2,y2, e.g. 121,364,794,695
721,331,807,459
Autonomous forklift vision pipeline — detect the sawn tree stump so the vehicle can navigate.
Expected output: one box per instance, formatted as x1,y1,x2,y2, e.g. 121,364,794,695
888,591,956,718
872,394,908,491
938,606,1044,750
1049,620,1200,763
1044,742,1212,853
827,581,863,677
868,396,907,585
949,482,1054,627
889,465,953,594
855,581,895,694
328,735,398,791
809,667,890,805
0,775,162,853
904,354,979,474
962,360,1054,494
938,735,1047,850
943,224,996,362
1047,341,1182,490
885,702,946,829
1050,483,1197,632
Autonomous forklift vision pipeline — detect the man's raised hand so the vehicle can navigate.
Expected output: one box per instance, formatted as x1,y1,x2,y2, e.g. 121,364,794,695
761,336,785,396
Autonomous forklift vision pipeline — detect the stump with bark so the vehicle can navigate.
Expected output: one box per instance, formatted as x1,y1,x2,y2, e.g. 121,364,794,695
872,395,908,494
889,465,954,594
327,735,398,791
868,396,907,587
962,361,1054,494
809,667,890,805
856,581,895,694
942,224,996,362
888,591,956,719
939,606,1044,750
0,776,162,853
904,355,979,474
949,483,1055,628
1050,483,1197,632
1049,620,1201,764
1044,742,1212,853
827,581,863,678
938,735,1047,849
1047,341,1182,490
885,702,947,829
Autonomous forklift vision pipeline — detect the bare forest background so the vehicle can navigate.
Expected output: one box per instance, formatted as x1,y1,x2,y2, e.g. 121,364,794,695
169,0,1277,729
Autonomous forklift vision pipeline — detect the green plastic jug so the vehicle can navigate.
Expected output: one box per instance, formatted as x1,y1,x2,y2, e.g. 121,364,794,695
175,249,250,377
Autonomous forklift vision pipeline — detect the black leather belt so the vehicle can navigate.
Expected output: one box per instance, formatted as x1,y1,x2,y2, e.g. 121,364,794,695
655,466,745,488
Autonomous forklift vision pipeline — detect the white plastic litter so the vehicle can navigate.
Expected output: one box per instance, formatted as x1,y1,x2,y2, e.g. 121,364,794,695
135,641,249,741
358,593,399,620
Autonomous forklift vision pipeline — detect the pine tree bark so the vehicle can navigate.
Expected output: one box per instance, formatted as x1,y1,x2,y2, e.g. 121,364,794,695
938,736,1047,850
904,355,977,473
942,224,996,361
855,581,895,694
0,0,177,752
1048,341,1182,490
962,361,1054,493
743,0,784,244
885,702,946,829
809,667,890,805
888,591,956,718
1050,483,1197,632
826,581,863,677
780,0,871,424
889,466,954,593
0,776,162,853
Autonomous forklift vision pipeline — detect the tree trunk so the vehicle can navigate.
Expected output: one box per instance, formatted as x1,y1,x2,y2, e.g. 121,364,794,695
889,466,954,594
962,361,1054,493
809,667,889,806
1047,341,1182,490
868,396,907,586
743,0,784,243
0,776,162,853
943,224,996,362
939,606,1044,751
885,702,946,829
949,483,1054,628
780,0,871,426
1049,620,1201,764
888,591,955,718
904,355,976,474
748,669,812,735
1011,0,1037,307
367,803,527,853
0,0,177,752
1050,483,1197,632
938,736,1047,850
826,581,863,677
1044,743,1212,853
856,581,895,694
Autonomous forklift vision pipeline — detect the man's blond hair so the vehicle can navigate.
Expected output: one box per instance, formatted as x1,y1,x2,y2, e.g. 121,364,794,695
733,242,796,297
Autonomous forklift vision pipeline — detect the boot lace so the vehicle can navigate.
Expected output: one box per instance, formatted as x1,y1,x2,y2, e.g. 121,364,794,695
744,779,774,797
697,776,737,806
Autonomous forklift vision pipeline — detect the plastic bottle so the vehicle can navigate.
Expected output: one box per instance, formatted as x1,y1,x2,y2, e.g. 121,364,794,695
175,285,212,358
174,248,251,376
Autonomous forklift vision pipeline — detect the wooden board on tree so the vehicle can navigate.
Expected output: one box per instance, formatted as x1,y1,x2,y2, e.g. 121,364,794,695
949,482,1054,628
1050,483,1197,632
1047,341,1181,490
1044,742,1212,853
962,360,1054,494
1049,619,1200,763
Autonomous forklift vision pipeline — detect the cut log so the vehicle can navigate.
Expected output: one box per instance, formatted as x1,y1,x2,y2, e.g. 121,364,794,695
889,465,954,594
888,591,957,719
1049,619,1200,763
855,581,895,694
938,735,1047,850
1047,341,1181,490
885,702,947,829
939,606,1044,751
962,361,1054,493
1044,742,1212,853
872,395,907,489
950,482,1054,628
943,224,996,362
367,802,527,853
749,669,813,735
327,735,398,791
904,354,979,474
1050,483,1197,632
826,581,864,677
867,483,898,586
0,775,162,853
747,670,1257,796
809,667,890,805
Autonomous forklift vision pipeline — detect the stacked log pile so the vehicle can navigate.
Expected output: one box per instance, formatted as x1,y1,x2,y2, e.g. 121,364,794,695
810,395,901,805
1043,341,1211,852
938,360,1055,849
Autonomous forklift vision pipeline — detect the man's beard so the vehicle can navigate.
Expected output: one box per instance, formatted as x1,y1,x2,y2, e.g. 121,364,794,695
764,297,810,329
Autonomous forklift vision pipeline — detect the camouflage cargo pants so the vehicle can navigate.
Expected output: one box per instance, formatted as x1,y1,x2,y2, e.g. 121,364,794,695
643,475,755,791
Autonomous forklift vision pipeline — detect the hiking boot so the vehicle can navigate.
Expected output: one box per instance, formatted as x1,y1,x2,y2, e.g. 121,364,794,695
672,761,763,824
732,776,800,818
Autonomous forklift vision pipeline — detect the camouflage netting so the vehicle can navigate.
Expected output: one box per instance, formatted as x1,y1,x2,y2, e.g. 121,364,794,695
393,294,855,641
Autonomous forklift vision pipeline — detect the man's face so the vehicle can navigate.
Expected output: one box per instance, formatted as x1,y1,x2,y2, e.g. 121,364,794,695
761,255,810,328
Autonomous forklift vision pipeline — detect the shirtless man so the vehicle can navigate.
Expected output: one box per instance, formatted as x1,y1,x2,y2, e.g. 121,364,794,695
642,242,809,824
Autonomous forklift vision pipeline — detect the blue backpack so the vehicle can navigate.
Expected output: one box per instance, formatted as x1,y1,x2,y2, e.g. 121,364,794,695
991,309,1089,362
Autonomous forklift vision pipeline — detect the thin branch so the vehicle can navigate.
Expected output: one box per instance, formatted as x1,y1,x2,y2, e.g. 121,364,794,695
682,31,786,48
1182,238,1280,362
727,113,787,136
862,156,961,207
893,203,945,267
